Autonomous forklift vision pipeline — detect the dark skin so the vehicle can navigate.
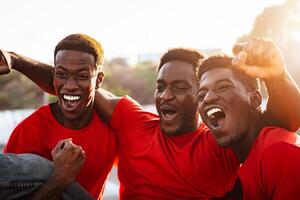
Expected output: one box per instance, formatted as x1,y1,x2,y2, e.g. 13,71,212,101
29,139,86,200
52,50,103,129
0,50,102,199
30,50,101,199
0,49,299,133
198,68,265,162
232,38,300,131
0,39,299,198
0,39,299,133
154,60,200,135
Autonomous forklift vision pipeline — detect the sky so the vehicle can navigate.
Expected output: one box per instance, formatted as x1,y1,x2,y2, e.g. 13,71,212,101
1,0,286,64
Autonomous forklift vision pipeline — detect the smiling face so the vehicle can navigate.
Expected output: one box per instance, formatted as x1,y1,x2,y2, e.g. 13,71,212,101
53,50,102,126
198,68,255,147
155,60,199,136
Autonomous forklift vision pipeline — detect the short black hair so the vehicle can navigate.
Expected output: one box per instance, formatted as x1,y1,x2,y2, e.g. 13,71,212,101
54,33,104,70
158,48,206,72
197,54,259,92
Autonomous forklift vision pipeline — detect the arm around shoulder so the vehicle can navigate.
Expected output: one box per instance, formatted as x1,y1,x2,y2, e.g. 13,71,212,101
94,88,122,123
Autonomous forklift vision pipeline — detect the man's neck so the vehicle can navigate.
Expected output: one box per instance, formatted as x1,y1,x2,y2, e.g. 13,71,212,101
50,102,93,130
232,113,266,163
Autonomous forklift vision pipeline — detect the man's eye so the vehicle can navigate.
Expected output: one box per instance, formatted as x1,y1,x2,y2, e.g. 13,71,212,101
77,74,89,80
56,71,67,79
173,87,187,92
156,85,165,92
198,92,206,101
218,84,232,91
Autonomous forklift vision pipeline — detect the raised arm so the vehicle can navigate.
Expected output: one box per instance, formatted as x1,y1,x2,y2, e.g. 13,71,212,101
232,38,300,131
0,50,55,94
0,49,122,122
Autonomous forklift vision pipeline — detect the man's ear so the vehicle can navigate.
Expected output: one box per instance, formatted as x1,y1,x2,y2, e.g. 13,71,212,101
95,72,104,89
250,90,262,109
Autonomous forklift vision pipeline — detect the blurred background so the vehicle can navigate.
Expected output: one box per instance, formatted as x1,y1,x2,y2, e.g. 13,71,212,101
1,0,300,199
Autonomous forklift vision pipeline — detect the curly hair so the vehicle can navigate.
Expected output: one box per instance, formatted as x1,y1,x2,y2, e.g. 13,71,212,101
158,48,206,72
54,33,104,69
197,54,259,92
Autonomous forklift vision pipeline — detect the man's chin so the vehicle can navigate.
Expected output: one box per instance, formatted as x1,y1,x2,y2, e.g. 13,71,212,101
215,136,233,148
161,123,180,136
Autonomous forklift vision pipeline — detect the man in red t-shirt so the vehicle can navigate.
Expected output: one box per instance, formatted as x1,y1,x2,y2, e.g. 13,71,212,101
3,34,117,199
197,39,300,199
1,38,300,199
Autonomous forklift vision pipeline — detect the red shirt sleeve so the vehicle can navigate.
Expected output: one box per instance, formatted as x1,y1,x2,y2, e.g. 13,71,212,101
4,117,47,158
261,142,300,200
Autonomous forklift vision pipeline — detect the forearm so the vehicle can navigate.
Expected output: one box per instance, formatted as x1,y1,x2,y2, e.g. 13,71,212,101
94,89,121,123
9,51,56,95
29,173,67,200
264,72,300,131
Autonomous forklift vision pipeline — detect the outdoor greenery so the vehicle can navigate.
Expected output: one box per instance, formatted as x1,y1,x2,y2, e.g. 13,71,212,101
0,0,299,110
0,58,158,110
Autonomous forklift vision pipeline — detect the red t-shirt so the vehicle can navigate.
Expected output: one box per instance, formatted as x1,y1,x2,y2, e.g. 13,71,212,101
238,126,300,200
111,96,239,200
4,105,117,199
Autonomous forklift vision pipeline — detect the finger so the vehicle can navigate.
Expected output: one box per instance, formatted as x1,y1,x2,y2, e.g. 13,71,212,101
61,138,73,147
262,43,277,66
245,65,271,79
232,43,244,55
0,57,10,75
232,51,247,68
52,140,65,154
0,54,6,65
62,139,76,153
60,141,65,150
250,42,264,66
242,41,256,66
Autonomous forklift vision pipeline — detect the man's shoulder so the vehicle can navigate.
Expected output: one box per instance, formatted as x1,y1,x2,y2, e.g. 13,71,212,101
259,126,298,149
18,104,52,126
260,127,300,166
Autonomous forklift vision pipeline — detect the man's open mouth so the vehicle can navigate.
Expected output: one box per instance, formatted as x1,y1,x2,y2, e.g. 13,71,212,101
205,106,225,129
61,94,81,112
160,105,178,122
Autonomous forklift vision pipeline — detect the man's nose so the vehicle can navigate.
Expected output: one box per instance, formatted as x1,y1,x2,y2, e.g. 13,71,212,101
161,87,175,101
203,91,219,105
64,76,79,90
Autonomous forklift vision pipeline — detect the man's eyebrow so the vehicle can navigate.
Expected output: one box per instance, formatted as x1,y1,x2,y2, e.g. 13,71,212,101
216,78,233,84
55,65,91,73
55,65,66,70
198,78,233,90
172,80,188,84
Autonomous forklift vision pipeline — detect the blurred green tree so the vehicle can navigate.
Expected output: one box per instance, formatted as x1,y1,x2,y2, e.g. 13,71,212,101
0,71,44,110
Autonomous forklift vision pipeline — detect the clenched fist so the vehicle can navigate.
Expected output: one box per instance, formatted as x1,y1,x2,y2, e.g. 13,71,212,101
232,38,287,79
51,138,86,186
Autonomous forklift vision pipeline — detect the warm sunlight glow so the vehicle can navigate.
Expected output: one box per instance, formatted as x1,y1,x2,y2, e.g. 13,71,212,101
0,0,289,64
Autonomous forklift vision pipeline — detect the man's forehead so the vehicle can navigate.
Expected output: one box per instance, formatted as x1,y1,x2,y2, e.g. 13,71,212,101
199,68,234,86
158,60,195,77
55,50,95,62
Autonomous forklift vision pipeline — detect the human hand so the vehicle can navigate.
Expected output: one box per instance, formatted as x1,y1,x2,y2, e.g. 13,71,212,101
51,138,86,186
232,38,287,79
0,50,11,75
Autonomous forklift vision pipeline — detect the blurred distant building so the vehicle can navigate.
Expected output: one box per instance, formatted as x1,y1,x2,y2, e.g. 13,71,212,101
137,48,221,63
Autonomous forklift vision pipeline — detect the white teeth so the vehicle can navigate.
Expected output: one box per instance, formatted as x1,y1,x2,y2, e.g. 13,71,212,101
207,108,221,117
63,95,80,101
